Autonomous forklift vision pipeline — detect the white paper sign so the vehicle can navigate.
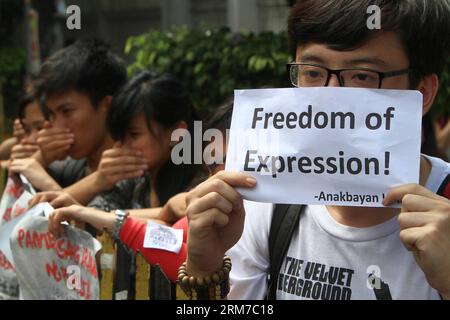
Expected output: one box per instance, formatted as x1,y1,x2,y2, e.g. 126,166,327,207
0,202,54,267
226,87,422,207
143,221,183,254
0,178,24,224
10,216,101,300
0,178,27,299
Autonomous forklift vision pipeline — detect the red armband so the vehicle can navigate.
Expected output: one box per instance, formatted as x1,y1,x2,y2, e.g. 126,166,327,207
119,216,188,282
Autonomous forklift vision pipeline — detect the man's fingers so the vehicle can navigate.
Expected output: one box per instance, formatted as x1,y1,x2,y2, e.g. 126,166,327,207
40,138,74,150
38,126,71,136
107,170,144,183
399,226,431,252
8,162,24,172
384,183,447,206
398,211,438,230
400,193,449,213
103,148,143,159
38,132,74,141
28,195,43,207
11,145,40,159
48,211,66,238
213,171,257,188
41,143,72,159
101,166,140,176
189,174,251,208
102,164,148,175
29,192,58,207
1,160,11,169
186,192,233,217
102,158,148,170
116,155,148,165
50,194,78,208
11,151,35,159
189,208,230,229
13,119,25,138
38,139,73,153
13,144,39,152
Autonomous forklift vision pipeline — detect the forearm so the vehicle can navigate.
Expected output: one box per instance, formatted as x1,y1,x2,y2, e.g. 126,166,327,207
78,209,116,232
119,216,187,282
129,207,162,220
32,150,47,167
128,209,170,226
32,173,62,192
64,172,106,205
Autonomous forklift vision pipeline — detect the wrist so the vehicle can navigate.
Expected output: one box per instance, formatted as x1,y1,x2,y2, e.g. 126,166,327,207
186,255,224,278
34,150,49,167
40,179,61,192
92,171,109,193
111,209,129,240
159,202,174,223
179,256,231,300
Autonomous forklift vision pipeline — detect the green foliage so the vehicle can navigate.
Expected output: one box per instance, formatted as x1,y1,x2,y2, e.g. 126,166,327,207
0,47,26,88
125,27,291,113
0,0,26,123
0,0,25,89
125,26,449,118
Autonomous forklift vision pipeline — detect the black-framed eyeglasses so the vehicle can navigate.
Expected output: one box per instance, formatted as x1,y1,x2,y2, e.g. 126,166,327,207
287,63,412,89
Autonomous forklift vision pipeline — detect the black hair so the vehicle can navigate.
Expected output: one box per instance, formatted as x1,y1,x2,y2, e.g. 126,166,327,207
421,113,440,158
17,93,36,123
205,98,234,133
108,71,203,205
202,99,234,174
288,0,450,87
33,39,127,108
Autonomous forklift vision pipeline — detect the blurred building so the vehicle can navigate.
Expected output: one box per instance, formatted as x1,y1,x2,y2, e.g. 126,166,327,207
33,0,291,59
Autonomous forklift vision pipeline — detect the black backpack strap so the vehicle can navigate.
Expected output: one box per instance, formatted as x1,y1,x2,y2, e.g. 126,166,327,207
267,204,304,300
437,173,450,199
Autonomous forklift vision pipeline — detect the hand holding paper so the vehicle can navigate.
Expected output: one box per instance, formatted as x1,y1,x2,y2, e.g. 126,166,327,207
384,184,450,299
225,87,423,207
185,171,256,277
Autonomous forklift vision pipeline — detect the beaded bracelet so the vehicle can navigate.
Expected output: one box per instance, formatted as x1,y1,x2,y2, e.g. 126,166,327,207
178,256,231,300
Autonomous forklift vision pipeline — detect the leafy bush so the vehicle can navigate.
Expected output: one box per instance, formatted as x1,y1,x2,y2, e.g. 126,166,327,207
0,47,26,89
125,27,291,113
0,47,26,120
125,26,449,118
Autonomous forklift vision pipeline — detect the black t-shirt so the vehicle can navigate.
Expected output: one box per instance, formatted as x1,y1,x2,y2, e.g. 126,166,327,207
47,158,88,188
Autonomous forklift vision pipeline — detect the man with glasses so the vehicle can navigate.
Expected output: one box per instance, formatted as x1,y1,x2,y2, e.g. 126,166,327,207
288,63,411,89
182,0,450,300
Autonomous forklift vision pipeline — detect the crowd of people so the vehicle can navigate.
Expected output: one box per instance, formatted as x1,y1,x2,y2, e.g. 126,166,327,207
0,0,449,300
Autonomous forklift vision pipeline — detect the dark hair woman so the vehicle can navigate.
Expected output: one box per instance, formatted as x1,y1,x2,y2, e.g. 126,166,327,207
88,71,205,212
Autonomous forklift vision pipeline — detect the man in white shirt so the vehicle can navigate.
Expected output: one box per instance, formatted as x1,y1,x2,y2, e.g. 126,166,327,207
183,0,450,300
